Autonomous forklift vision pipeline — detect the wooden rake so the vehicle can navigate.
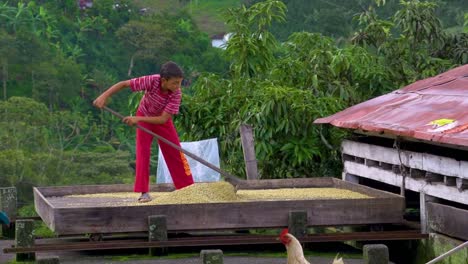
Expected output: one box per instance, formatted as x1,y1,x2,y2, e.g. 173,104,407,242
102,106,244,187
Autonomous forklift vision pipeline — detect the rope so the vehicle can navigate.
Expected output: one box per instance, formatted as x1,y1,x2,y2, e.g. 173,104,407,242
393,137,407,197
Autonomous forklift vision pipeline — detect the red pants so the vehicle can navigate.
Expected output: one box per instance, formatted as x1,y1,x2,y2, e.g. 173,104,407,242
134,110,194,192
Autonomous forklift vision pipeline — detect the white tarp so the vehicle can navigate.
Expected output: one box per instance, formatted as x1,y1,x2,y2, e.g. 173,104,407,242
156,138,220,183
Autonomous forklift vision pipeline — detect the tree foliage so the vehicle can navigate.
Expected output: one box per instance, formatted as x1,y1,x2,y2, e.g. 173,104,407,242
0,0,466,208
225,0,286,78
0,97,133,204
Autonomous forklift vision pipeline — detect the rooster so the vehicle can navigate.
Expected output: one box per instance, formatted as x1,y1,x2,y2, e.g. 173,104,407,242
279,228,310,264
279,228,344,264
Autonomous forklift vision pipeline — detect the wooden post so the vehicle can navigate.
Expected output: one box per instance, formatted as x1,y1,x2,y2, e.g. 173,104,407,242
420,193,438,234
288,211,307,238
363,244,389,264
37,256,60,264
239,124,258,180
200,249,223,264
0,187,17,238
148,215,168,256
456,178,468,192
15,219,35,262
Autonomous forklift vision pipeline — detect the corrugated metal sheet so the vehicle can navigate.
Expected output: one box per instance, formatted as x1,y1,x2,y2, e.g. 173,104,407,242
314,64,468,147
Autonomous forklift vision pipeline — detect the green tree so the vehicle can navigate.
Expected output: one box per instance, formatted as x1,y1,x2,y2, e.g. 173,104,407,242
352,0,455,86
116,16,178,76
0,97,134,204
224,0,286,78
179,2,349,179
0,30,18,100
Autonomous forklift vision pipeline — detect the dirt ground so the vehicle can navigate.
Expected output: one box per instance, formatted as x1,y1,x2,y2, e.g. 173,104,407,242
0,239,367,264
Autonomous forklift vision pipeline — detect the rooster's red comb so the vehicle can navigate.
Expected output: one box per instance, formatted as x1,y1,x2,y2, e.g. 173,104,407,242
280,228,289,237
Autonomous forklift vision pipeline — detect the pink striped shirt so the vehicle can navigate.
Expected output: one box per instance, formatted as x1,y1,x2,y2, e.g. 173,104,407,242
130,74,181,116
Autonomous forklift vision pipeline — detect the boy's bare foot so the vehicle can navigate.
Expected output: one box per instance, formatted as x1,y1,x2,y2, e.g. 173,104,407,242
137,192,152,203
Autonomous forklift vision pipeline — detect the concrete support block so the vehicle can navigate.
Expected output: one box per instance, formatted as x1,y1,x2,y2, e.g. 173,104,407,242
15,219,35,262
363,244,389,264
288,211,307,238
37,256,60,264
200,249,223,264
148,215,168,256
0,187,17,238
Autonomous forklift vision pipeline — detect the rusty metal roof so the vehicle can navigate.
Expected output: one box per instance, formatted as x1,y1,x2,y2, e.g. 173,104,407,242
314,64,468,147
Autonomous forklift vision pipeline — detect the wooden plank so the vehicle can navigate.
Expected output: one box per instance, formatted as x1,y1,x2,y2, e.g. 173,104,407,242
332,178,403,199
239,124,258,180
51,197,403,235
342,140,468,179
344,161,468,205
36,184,175,197
427,202,468,240
235,177,334,190
33,188,56,232
342,140,414,167
423,154,461,178
34,178,404,235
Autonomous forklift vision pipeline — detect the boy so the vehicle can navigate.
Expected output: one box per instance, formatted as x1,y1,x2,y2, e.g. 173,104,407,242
93,61,194,202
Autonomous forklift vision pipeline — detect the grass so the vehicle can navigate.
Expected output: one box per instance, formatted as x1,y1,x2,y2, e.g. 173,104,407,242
187,0,241,35
131,0,242,36
132,0,181,12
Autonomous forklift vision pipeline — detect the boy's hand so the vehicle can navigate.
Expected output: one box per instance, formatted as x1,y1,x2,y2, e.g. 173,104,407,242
93,95,108,108
123,116,139,126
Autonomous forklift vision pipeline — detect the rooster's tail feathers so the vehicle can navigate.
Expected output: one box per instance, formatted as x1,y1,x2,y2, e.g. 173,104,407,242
332,254,344,264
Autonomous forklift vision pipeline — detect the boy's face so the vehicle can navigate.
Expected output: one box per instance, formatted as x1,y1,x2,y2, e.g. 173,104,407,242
161,77,183,92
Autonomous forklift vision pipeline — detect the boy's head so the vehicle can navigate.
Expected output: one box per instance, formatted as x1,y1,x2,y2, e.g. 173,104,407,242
160,61,184,92
161,61,184,79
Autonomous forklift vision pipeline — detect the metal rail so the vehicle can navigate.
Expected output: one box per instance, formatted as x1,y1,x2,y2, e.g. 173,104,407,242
425,240,468,264
4,230,427,254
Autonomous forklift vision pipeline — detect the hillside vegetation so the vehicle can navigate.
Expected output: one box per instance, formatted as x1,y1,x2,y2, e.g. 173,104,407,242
132,0,242,35
0,0,466,212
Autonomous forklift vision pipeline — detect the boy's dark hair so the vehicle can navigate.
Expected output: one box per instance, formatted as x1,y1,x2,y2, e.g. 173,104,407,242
160,61,184,79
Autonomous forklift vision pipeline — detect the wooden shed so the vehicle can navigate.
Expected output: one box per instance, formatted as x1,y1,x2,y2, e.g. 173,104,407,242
314,64,468,241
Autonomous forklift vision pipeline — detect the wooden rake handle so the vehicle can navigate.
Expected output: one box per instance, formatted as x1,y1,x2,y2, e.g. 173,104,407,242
102,106,243,186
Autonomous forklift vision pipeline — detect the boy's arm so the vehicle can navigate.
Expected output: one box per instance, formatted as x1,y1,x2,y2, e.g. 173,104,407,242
123,112,172,125
93,80,131,108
